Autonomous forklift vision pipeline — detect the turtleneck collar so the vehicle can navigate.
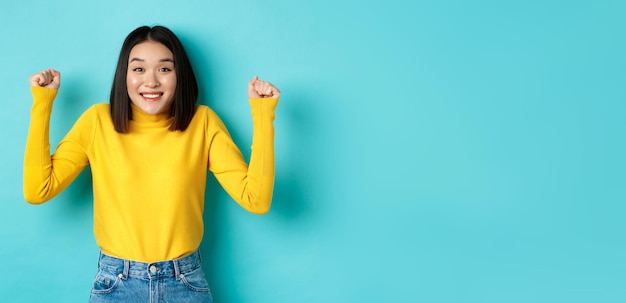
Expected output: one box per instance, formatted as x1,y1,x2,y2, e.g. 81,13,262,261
130,103,173,127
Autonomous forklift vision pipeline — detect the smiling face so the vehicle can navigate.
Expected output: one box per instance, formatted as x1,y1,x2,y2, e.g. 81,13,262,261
126,41,177,115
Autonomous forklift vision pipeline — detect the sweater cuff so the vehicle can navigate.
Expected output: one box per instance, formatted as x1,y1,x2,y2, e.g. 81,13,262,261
249,98,279,114
30,86,58,103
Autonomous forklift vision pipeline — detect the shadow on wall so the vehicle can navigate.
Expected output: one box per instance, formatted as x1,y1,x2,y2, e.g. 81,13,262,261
267,86,316,222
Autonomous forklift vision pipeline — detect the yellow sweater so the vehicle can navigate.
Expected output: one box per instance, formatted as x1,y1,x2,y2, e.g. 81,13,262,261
24,86,278,262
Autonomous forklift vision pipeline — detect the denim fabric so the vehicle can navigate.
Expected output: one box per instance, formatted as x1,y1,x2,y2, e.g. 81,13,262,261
89,250,213,303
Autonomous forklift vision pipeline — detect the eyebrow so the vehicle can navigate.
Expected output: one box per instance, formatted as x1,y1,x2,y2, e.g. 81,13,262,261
129,57,175,63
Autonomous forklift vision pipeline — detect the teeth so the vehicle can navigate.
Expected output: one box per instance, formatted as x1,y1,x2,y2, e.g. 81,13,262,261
142,94,161,98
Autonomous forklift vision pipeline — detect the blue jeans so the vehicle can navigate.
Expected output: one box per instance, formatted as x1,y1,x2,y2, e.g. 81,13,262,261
89,250,213,303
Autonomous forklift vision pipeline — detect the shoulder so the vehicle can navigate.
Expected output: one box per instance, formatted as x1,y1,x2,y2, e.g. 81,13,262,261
194,104,222,120
72,103,111,128
195,104,213,114
90,103,110,113
193,104,227,132
77,103,109,116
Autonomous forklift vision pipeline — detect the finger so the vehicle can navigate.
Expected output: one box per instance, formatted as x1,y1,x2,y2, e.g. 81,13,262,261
269,86,281,98
248,75,258,87
42,70,51,85
258,84,270,96
248,75,259,94
254,80,264,90
29,74,42,86
258,81,280,97
38,71,49,86
50,69,61,85
261,82,279,97
30,69,56,87
254,80,269,94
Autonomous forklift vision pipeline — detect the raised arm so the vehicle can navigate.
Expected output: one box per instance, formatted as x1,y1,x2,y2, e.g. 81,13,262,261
208,76,280,214
23,69,89,204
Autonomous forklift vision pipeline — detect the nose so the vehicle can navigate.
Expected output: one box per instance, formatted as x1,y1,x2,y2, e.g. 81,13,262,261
143,71,160,88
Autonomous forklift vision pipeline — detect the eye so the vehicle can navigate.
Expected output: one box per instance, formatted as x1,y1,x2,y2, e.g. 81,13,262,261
159,67,172,72
132,67,144,72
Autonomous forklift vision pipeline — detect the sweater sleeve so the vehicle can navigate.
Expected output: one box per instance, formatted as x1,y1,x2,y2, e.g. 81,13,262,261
207,98,279,214
23,86,90,204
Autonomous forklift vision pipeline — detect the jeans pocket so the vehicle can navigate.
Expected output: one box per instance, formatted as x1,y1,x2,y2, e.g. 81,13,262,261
91,270,121,294
179,267,211,292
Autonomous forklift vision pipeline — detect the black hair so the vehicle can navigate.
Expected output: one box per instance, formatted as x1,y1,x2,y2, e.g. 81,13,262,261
110,25,198,133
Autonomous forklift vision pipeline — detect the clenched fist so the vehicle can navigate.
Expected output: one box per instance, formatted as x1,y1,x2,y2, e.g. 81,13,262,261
29,69,61,89
248,76,280,99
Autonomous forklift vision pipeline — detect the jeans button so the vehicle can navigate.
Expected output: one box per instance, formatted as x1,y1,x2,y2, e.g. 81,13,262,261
150,265,157,273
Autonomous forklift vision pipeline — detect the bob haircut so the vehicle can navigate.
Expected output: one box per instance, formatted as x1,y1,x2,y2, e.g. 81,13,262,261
110,25,198,133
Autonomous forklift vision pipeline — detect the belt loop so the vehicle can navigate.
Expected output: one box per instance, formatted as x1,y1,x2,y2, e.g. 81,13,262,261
123,259,130,280
97,251,102,269
173,258,181,280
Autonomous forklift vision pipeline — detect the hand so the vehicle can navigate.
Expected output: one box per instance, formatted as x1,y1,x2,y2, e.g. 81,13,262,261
29,69,61,89
248,76,280,99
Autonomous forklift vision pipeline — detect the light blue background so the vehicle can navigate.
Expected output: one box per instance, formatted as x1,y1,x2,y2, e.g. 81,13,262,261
1,0,625,302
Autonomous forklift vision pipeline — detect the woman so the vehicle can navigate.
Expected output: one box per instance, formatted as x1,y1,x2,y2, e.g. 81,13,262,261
24,25,280,302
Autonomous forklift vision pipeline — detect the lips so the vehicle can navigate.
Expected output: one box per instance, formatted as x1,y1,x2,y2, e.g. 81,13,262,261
140,92,163,102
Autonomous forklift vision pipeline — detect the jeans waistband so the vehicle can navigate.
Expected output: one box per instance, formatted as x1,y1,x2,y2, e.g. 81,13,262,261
97,250,203,280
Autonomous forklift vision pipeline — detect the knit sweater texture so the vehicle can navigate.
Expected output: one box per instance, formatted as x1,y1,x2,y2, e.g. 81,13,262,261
24,86,278,262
